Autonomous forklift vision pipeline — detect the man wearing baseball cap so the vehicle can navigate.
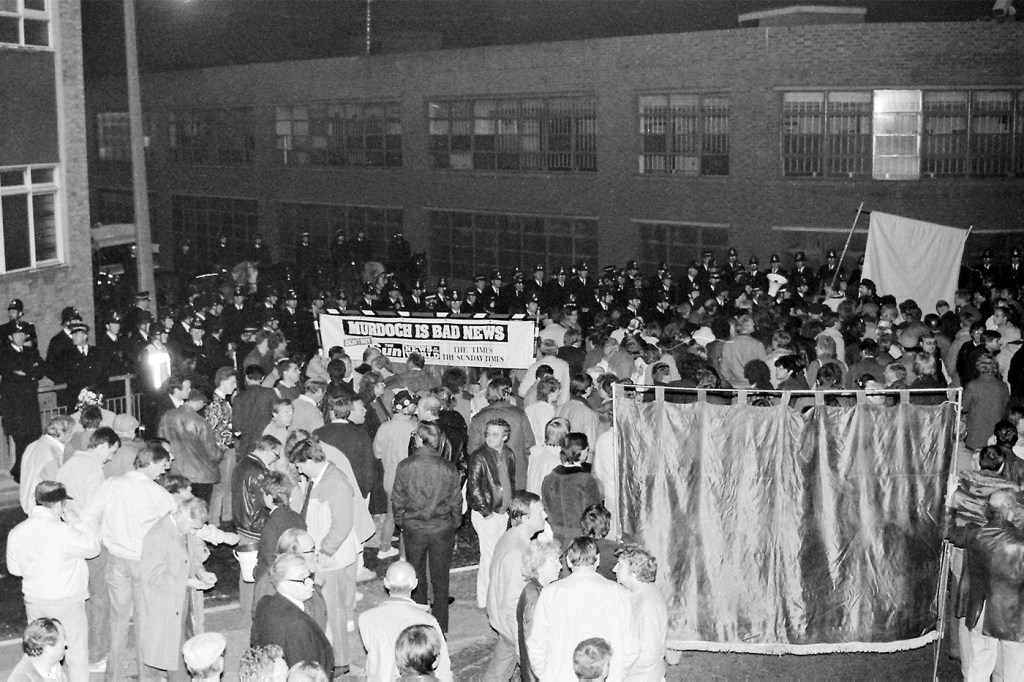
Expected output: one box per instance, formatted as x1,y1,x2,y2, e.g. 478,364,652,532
373,390,420,559
7,481,100,682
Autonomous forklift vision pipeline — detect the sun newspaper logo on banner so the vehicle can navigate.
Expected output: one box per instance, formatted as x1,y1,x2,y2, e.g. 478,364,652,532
319,312,537,369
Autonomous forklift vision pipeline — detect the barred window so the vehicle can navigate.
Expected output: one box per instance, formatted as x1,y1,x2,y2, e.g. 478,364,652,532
872,90,921,181
168,108,255,165
429,210,597,281
96,112,130,162
783,92,871,177
171,195,258,266
971,91,1015,177
0,0,50,48
428,96,597,172
638,94,729,175
922,92,968,177
0,165,60,273
636,220,729,274
276,202,401,263
275,102,402,167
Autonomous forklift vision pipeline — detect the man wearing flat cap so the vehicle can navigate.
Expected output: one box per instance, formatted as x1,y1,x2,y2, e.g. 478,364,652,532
0,318,46,481
7,480,101,682
182,632,226,681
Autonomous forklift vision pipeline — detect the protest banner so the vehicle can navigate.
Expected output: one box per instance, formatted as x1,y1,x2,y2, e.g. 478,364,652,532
318,312,538,369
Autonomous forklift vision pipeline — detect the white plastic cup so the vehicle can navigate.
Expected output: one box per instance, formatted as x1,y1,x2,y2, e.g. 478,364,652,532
235,549,258,583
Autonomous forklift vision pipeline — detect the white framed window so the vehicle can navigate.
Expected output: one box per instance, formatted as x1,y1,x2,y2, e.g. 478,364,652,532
0,0,50,48
872,90,922,180
0,165,61,273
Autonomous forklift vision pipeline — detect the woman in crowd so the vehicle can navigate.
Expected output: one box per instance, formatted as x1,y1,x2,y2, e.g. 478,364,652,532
527,417,570,497
516,539,563,682
357,370,390,438
541,432,602,547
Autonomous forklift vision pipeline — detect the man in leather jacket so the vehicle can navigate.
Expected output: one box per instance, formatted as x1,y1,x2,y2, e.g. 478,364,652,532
233,435,282,624
467,418,516,609
949,490,1024,680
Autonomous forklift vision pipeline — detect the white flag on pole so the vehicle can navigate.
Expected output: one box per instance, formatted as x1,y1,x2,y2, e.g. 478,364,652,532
861,212,968,310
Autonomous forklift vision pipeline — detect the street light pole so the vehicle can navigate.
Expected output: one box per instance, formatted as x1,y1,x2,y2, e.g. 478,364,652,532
123,0,156,316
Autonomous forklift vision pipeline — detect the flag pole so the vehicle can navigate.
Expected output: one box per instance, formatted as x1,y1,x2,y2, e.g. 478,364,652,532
830,202,865,294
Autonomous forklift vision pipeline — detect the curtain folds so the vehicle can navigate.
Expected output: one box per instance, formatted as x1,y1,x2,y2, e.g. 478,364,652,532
615,395,956,653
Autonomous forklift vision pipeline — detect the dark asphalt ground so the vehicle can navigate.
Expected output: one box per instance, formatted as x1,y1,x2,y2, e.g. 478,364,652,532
0,506,964,679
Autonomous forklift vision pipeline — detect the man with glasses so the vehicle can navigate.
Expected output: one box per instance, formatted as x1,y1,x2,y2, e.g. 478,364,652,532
251,553,333,674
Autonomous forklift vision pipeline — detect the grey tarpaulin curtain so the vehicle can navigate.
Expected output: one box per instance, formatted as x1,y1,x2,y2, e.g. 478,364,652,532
614,390,957,654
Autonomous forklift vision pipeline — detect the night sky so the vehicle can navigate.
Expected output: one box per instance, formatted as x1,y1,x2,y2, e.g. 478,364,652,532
82,0,993,78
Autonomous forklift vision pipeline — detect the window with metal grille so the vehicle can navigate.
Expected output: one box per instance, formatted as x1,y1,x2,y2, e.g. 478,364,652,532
638,94,729,175
275,102,402,167
971,91,1015,177
922,92,968,177
872,90,921,181
96,112,131,162
170,195,258,266
428,209,598,282
636,220,729,274
783,92,872,177
0,0,49,48
428,96,597,172
168,108,255,165
276,202,401,263
0,165,60,273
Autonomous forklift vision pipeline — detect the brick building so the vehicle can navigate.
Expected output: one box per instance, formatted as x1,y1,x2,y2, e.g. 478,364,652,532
2,0,93,342
84,9,1024,286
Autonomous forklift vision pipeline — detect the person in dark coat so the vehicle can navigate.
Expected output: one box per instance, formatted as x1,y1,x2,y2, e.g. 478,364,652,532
540,433,602,548
251,554,334,674
47,321,109,411
391,422,463,633
254,470,305,584
233,365,281,466
0,320,46,481
315,393,376,501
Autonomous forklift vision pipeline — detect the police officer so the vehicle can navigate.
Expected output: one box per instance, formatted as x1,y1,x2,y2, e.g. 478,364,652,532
545,266,573,309
0,320,45,481
1007,248,1024,289
790,252,817,292
817,249,846,295
974,248,999,289
525,264,547,305
744,256,769,292
0,299,37,349
48,321,108,411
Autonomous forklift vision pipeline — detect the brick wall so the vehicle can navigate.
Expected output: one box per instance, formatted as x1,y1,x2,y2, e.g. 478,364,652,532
2,0,94,348
85,21,1024,280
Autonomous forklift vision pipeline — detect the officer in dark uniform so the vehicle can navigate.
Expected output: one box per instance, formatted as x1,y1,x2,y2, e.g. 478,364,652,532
48,321,108,411
256,288,280,325
405,281,428,312
378,282,405,313
647,262,668,290
743,256,769,292
571,263,594,328
647,269,679,308
278,288,304,347
789,252,817,292
46,306,81,366
1006,248,1024,289
723,248,742,284
470,274,490,309
525,264,547,306
0,299,37,349
487,271,506,313
974,248,999,289
696,251,715,288
388,232,413,281
348,230,373,271
817,249,846,295
767,254,785,277
646,290,676,328
97,310,129,398
545,266,573,309
295,231,320,292
504,273,530,313
223,286,254,344
211,232,233,275
122,291,152,334
425,279,449,312
248,233,273,270
447,289,464,315
0,320,45,481
463,288,483,314
331,231,349,284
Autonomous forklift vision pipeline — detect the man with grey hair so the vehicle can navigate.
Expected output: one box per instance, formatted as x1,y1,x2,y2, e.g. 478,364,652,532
950,490,1024,681
18,415,76,514
614,544,668,681
518,339,571,406
528,537,638,681
357,560,453,682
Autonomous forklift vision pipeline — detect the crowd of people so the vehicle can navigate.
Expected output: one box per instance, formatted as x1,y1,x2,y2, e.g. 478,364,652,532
4,240,1024,680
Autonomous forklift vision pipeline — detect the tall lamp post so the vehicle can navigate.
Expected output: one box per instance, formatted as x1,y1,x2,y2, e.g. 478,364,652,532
123,0,156,316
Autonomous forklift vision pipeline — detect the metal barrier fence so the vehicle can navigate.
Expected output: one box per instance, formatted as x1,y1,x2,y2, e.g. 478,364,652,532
1,374,140,472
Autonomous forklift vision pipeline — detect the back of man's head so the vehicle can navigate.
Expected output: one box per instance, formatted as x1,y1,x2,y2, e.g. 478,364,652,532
566,536,600,569
384,560,418,596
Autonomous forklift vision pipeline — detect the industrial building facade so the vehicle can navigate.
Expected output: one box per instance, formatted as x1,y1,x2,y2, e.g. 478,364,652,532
1,0,93,339
85,19,1024,286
